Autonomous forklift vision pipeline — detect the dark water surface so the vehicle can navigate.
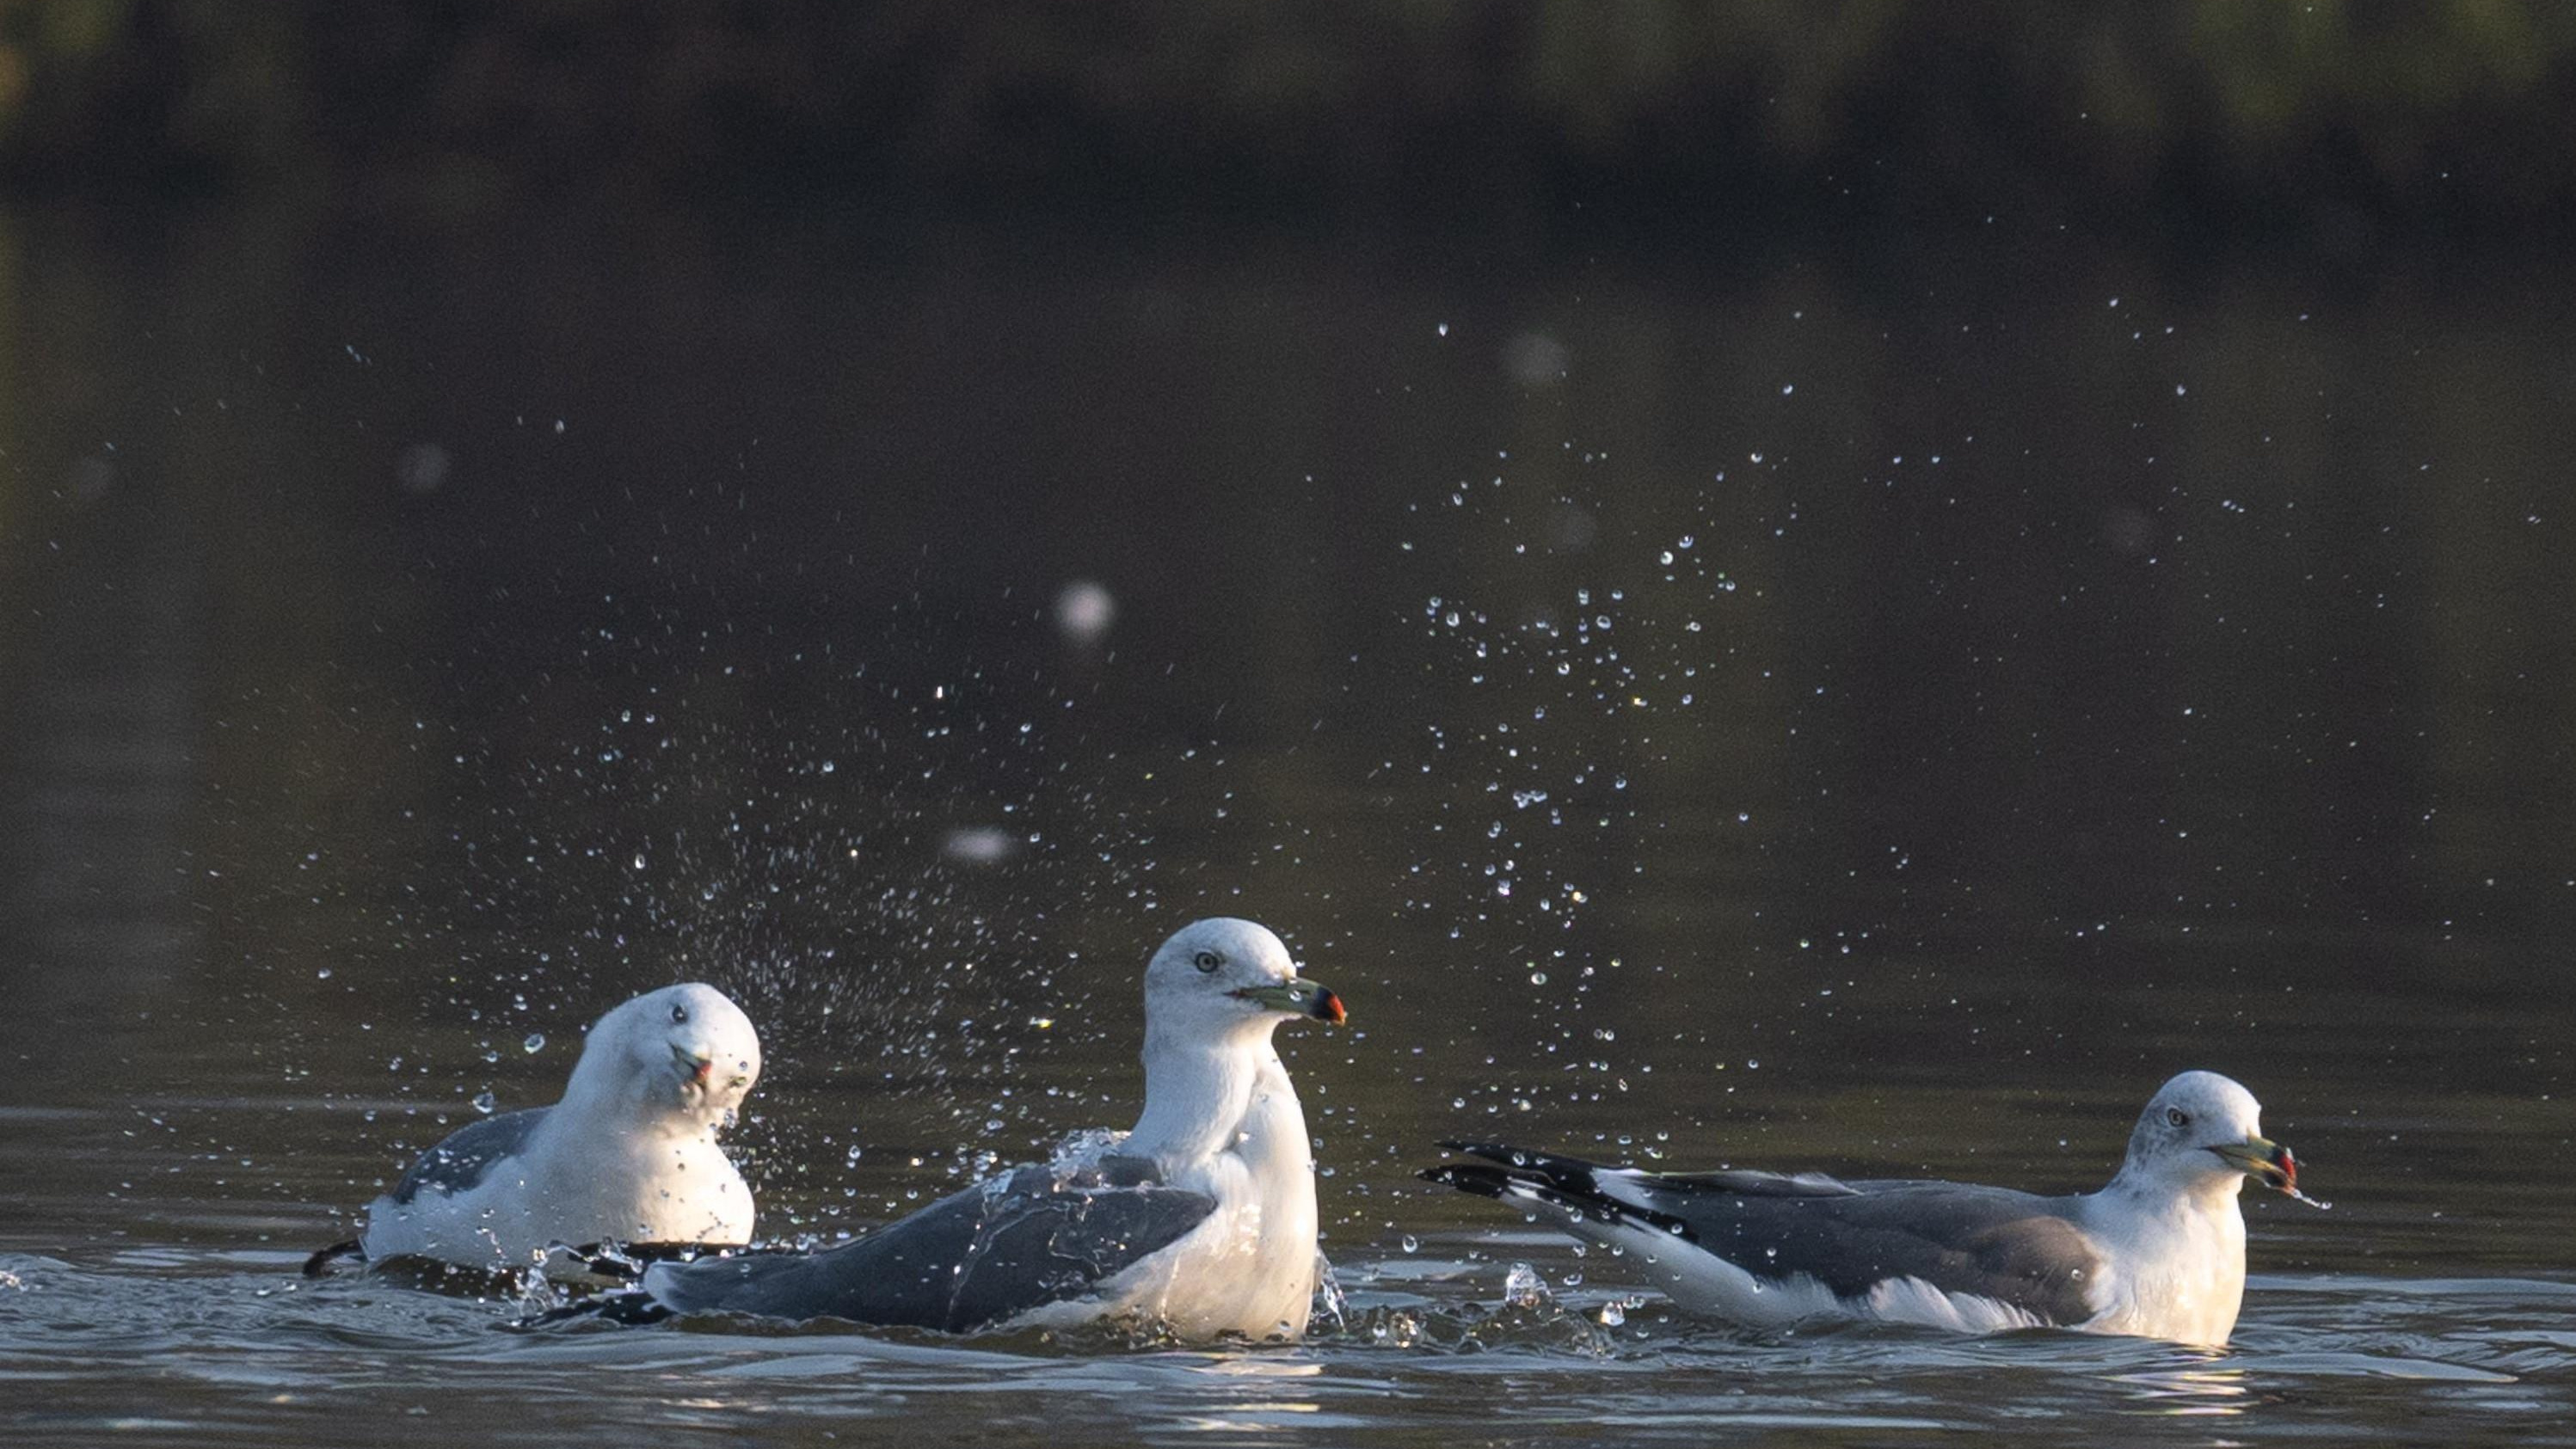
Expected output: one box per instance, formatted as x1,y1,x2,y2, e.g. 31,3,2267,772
1,205,2572,1446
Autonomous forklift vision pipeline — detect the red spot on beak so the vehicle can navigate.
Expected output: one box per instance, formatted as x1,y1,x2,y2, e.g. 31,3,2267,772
1312,987,1347,1025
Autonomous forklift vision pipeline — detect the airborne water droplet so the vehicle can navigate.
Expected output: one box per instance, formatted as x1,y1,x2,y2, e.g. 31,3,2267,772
523,1033,545,1053
471,1090,496,1114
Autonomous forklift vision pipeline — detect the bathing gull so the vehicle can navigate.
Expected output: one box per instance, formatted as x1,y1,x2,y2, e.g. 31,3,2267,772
576,918,1345,1340
1423,1070,2309,1346
327,982,761,1272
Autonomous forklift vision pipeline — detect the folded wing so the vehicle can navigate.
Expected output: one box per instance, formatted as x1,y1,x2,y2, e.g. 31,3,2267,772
1427,1141,2100,1325
638,1158,1217,1333
386,1108,551,1203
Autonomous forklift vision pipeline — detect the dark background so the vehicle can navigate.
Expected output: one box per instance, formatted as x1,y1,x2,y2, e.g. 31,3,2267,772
1,0,2569,1297
11,2,2576,243
3,5,2575,1443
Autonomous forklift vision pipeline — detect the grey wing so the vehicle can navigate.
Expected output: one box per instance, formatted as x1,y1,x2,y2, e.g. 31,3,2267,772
643,1161,1217,1333
387,1108,550,1204
1656,1179,2102,1323
1427,1143,2100,1326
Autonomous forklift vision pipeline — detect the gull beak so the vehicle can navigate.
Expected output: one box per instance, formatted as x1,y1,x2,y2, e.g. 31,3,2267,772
673,1043,714,1087
2209,1134,2298,1194
1233,978,1347,1024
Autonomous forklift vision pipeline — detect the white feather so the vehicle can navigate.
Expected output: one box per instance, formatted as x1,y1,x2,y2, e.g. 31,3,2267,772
1012,918,1331,1340
360,982,761,1268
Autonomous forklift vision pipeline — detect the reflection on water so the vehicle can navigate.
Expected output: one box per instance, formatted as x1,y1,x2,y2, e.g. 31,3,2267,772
3,1249,2569,1447
0,201,2572,1445
2116,1364,2249,1417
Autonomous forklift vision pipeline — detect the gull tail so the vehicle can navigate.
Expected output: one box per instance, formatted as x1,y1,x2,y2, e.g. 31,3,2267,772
516,1289,674,1331
301,1239,363,1278
1417,1141,1688,1233
1421,1140,1851,1329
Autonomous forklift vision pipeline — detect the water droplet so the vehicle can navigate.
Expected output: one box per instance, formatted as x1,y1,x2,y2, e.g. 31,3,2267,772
631,852,647,870
522,1033,545,1053
1055,580,1116,645
1401,1235,1419,1254
471,1090,496,1114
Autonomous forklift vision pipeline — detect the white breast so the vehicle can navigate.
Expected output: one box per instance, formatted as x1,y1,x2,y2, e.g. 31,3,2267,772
1023,1051,1320,1340
2075,1190,2247,1346
362,1121,753,1267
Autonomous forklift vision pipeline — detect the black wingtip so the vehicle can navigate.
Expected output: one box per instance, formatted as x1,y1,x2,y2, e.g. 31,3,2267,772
1429,1141,1619,1194
1417,1162,1515,1200
515,1290,674,1332
1438,1141,1577,1176
301,1239,363,1278
1423,1140,1522,1192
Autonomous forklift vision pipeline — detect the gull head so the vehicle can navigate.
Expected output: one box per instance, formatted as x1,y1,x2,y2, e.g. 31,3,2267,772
589,982,762,1123
2121,1070,2298,1198
1142,917,1345,1042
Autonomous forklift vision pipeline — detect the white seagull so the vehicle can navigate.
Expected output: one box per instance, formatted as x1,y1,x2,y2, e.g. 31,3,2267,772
1423,1070,2314,1347
596,917,1345,1341
347,982,762,1270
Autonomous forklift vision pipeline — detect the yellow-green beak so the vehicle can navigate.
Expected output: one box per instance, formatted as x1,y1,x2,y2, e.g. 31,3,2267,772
2208,1134,2298,1194
673,1043,714,1086
1233,978,1347,1024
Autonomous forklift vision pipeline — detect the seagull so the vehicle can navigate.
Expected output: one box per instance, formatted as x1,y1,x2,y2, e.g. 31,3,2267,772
577,917,1345,1341
1422,1070,2311,1346
329,982,762,1272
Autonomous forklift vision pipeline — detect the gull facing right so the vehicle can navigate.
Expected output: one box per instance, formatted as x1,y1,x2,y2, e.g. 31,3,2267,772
1423,1069,2317,1346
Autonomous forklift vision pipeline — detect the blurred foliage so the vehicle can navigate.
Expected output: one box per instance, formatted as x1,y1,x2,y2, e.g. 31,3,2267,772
3,0,2576,233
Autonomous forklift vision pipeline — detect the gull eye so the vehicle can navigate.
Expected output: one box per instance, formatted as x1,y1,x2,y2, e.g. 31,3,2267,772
1192,950,1224,973
670,1003,691,1025
2164,1106,2189,1128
